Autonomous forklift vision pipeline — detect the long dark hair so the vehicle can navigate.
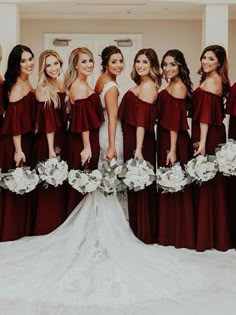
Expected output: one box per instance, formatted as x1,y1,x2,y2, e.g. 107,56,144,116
100,45,124,73
3,44,34,109
161,49,193,96
198,44,230,99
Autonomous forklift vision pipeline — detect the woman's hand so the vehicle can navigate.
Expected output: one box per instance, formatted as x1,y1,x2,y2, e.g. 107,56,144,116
194,142,206,156
106,146,117,162
49,149,57,159
166,150,177,167
80,146,92,166
14,151,26,167
134,147,143,160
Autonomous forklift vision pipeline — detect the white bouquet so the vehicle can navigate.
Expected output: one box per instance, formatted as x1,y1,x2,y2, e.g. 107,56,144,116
215,139,236,176
68,168,102,194
36,157,68,188
185,154,218,184
2,167,39,194
99,159,126,196
0,169,7,190
119,158,156,192
156,163,191,193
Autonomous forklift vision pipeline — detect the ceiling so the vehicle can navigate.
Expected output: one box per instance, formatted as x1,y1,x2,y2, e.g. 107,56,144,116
18,0,236,20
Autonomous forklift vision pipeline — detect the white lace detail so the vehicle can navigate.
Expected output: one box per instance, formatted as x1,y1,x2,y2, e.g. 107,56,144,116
0,191,235,314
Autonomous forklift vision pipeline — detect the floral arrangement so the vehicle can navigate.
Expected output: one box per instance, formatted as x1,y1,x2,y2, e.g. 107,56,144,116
1,167,39,194
185,154,218,184
215,139,236,176
119,158,156,192
36,157,68,188
156,163,191,193
0,169,6,190
98,159,126,196
68,168,102,194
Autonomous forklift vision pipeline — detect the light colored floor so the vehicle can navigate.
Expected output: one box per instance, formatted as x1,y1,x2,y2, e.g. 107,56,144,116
152,245,236,315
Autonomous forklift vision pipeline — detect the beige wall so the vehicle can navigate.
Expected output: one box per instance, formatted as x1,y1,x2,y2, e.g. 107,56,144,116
20,18,236,88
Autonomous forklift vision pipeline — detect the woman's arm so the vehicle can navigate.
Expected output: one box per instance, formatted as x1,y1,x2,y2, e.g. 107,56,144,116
46,132,57,159
194,122,208,156
134,126,145,160
81,131,92,166
134,82,157,160
70,81,92,166
105,86,119,161
13,135,26,167
166,130,178,166
10,85,27,167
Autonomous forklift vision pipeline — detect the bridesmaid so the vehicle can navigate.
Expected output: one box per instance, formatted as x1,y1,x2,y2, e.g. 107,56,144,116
0,45,35,241
119,48,161,244
226,82,236,247
31,50,68,235
64,47,104,216
191,44,232,251
157,49,195,249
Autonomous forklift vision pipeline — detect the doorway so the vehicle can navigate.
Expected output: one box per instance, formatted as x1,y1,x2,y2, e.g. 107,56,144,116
44,33,143,91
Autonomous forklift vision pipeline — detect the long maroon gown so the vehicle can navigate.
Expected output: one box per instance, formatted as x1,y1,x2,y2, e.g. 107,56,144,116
119,90,158,244
157,89,195,248
225,82,236,247
0,91,35,241
31,92,68,235
66,93,104,216
191,87,233,251
0,83,3,118
0,83,4,237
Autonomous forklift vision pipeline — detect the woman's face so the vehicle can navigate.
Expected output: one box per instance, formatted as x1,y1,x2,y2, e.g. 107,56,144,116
20,50,34,76
45,55,61,79
106,53,124,77
76,52,94,77
162,55,179,80
201,50,218,74
135,54,151,77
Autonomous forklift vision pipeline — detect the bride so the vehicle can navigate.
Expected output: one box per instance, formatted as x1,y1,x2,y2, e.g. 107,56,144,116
0,46,235,315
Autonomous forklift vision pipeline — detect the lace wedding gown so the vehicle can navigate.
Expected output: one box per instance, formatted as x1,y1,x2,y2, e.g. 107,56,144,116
0,82,235,315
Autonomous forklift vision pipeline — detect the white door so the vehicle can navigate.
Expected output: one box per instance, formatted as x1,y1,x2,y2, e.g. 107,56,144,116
44,33,142,91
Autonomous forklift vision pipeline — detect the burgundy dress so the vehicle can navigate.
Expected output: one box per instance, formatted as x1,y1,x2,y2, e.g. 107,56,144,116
0,83,4,237
66,93,104,216
191,87,233,251
157,89,195,249
119,90,158,244
0,83,3,119
0,91,35,241
31,92,68,235
225,82,236,247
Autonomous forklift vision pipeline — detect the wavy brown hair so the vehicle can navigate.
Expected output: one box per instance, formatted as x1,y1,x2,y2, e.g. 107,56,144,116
198,44,230,98
131,48,161,87
161,49,193,95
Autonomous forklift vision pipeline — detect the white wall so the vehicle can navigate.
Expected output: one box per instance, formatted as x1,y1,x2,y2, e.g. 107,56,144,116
20,18,236,88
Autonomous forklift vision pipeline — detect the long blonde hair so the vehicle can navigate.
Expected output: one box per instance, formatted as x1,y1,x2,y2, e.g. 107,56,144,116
37,49,63,108
64,47,94,102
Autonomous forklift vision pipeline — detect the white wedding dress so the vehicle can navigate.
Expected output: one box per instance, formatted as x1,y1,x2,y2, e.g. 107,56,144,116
0,82,235,315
